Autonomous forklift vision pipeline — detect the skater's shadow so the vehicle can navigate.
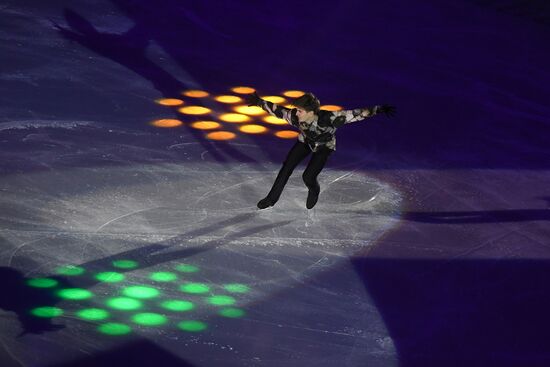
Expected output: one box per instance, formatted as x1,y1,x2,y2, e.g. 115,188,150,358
54,9,182,98
398,208,550,224
79,211,292,280
53,9,265,166
7,211,292,335
0,267,65,336
354,197,550,224
53,5,284,166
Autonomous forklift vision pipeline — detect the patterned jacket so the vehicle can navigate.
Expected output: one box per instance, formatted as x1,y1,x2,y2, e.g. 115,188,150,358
260,100,381,152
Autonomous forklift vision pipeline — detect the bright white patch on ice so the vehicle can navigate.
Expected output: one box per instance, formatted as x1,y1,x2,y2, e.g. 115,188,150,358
0,162,402,252
0,119,94,131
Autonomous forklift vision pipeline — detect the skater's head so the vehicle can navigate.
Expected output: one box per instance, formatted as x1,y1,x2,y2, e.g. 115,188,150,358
293,92,320,122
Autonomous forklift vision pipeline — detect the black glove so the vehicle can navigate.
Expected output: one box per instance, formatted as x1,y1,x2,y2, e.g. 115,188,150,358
377,104,396,117
245,91,263,107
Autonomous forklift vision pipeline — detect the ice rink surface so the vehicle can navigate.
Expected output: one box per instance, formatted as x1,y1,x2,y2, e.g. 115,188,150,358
1,1,550,366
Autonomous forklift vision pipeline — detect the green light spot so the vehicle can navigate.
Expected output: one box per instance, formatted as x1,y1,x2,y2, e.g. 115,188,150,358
160,300,194,312
223,284,250,293
31,307,63,318
150,272,177,282
106,297,142,310
175,264,199,273
112,260,138,269
180,283,210,294
122,286,160,299
55,265,85,276
177,320,207,332
98,323,131,335
57,288,93,300
219,308,245,318
96,272,125,283
207,295,236,306
76,308,110,321
26,278,59,288
132,313,167,326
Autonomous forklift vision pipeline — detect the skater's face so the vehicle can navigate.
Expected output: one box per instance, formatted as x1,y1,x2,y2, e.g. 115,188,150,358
296,108,315,123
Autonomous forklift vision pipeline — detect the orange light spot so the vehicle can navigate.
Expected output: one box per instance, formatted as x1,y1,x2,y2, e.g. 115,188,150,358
214,95,243,103
321,105,342,111
263,116,287,125
219,113,251,123
283,104,295,109
207,131,236,141
233,106,265,116
156,98,184,106
191,121,221,130
178,106,211,115
239,124,267,134
275,130,299,139
262,96,286,104
151,119,183,128
282,90,305,98
231,86,256,94
183,90,209,98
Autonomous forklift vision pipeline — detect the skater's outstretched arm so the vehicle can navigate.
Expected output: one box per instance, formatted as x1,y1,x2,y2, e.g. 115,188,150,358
331,104,396,128
245,92,298,127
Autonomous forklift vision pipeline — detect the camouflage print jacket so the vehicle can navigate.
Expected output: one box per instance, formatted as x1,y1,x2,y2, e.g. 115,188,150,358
260,100,381,152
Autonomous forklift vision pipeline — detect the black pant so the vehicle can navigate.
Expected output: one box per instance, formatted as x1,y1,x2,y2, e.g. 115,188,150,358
266,140,333,203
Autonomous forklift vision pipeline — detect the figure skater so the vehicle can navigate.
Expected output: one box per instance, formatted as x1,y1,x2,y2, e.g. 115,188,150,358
246,91,395,209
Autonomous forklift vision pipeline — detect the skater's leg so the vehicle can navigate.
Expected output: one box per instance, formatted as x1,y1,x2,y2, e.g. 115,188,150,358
258,141,310,208
302,147,333,209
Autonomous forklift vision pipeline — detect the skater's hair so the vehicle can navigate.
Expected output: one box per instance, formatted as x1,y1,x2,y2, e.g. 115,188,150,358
293,92,320,113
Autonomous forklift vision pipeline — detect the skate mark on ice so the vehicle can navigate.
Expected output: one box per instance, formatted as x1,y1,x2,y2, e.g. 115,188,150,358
95,207,163,232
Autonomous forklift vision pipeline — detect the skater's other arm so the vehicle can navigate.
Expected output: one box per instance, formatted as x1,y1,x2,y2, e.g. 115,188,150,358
331,105,396,128
245,92,298,127
262,100,298,126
